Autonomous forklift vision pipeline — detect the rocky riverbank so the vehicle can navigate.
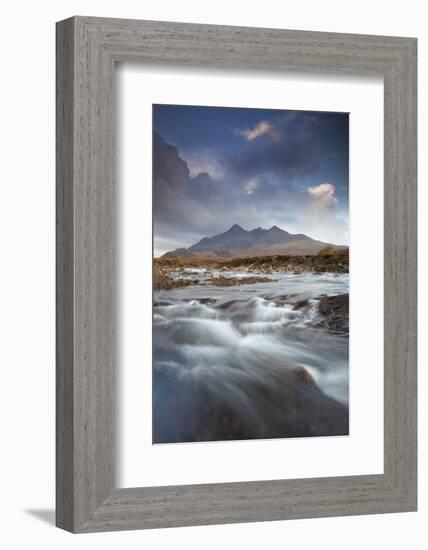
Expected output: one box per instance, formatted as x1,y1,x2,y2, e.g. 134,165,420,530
154,248,348,290
206,275,277,287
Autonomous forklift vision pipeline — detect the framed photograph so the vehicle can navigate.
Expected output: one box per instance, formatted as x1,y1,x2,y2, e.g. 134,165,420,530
151,104,350,446
56,16,417,532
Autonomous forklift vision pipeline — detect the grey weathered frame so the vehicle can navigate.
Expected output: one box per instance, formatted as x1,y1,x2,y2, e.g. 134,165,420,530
56,16,417,533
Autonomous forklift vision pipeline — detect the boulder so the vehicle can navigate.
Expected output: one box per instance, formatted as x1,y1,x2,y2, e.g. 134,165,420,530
318,294,349,335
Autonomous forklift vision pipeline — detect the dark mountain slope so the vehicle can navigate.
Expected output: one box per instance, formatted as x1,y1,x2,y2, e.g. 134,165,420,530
162,224,345,258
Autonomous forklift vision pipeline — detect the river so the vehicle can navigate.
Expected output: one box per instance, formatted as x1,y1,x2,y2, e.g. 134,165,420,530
153,269,349,444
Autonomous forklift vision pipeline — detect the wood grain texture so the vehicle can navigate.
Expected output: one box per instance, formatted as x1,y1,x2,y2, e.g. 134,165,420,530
56,18,75,532
56,16,417,533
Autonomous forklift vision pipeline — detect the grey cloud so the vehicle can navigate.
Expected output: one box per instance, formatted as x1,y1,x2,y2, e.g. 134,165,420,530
226,128,318,181
153,132,347,255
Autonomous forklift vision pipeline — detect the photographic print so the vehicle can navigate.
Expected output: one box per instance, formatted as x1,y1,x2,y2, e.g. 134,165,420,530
153,104,349,444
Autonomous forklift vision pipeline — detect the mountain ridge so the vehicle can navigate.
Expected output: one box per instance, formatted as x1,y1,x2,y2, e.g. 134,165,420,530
162,224,346,259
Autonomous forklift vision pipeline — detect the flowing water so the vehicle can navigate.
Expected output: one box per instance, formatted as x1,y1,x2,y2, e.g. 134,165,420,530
153,270,349,444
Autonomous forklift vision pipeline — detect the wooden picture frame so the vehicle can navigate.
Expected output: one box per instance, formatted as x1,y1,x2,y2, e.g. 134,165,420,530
56,16,417,533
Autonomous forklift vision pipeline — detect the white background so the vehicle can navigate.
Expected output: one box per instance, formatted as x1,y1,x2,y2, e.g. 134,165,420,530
118,67,384,487
0,1,425,549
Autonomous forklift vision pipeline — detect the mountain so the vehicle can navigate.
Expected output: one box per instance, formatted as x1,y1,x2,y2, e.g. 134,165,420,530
162,224,345,258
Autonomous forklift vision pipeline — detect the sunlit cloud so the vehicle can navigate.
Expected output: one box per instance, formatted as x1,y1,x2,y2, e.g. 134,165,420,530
243,178,258,194
307,183,338,208
234,120,280,142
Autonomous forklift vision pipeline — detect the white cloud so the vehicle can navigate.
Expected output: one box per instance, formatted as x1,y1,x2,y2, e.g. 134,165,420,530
243,178,258,194
300,183,348,245
185,151,224,180
307,183,338,208
234,120,279,142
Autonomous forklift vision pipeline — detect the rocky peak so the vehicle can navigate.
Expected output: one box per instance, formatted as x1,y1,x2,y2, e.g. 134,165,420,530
228,223,245,232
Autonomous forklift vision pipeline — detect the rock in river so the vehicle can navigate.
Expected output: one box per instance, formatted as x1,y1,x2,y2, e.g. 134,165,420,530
318,294,349,336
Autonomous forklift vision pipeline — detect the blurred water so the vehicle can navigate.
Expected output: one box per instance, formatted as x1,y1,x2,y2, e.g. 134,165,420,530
153,271,349,443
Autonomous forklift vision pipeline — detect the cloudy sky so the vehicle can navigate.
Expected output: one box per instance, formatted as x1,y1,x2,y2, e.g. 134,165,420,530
153,104,349,257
